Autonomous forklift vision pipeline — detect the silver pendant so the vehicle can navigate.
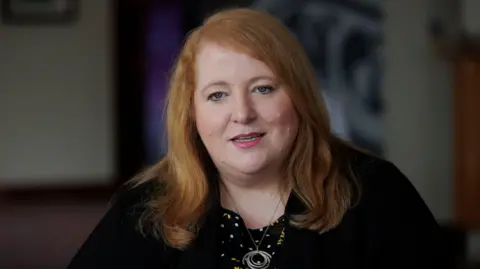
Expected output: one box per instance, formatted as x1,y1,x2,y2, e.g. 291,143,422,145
242,250,272,269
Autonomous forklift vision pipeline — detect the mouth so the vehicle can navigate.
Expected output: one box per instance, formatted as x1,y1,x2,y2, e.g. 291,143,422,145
230,132,266,142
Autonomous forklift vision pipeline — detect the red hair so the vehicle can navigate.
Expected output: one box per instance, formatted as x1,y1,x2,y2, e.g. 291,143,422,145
133,7,357,249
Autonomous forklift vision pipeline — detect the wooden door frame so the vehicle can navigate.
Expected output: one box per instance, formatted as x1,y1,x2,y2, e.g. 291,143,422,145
453,40,480,230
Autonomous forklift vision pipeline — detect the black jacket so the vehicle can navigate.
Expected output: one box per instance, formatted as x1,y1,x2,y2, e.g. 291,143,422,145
67,150,453,269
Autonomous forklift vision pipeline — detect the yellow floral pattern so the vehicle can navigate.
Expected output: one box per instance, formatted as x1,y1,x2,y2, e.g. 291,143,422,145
277,230,285,245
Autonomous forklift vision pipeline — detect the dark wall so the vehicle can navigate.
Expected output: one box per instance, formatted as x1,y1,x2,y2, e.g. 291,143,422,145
115,0,148,184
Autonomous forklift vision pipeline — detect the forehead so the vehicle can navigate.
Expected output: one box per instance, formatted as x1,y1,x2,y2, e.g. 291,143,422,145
195,42,275,87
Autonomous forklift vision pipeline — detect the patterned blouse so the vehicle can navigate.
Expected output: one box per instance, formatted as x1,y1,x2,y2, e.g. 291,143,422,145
218,208,287,269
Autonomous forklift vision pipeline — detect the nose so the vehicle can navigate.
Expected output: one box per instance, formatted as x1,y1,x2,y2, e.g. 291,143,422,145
231,92,257,124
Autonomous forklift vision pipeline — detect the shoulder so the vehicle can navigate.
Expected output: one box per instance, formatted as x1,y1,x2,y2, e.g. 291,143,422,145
112,180,157,215
68,180,168,269
338,143,439,233
107,179,164,241
343,146,425,210
338,147,455,266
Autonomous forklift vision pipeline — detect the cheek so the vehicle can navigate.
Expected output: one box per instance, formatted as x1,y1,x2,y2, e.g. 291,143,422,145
195,111,213,138
194,100,210,139
194,106,227,140
278,108,299,136
262,98,299,130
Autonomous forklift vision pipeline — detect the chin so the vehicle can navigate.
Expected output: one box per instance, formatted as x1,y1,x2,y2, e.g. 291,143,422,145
226,155,270,175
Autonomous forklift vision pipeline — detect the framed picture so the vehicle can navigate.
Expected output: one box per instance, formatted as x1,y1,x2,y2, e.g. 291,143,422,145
1,0,79,24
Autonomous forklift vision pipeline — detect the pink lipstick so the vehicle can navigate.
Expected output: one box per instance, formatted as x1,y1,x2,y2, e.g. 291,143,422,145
230,132,265,149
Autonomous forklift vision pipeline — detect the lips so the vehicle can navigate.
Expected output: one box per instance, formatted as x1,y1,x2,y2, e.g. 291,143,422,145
230,132,265,142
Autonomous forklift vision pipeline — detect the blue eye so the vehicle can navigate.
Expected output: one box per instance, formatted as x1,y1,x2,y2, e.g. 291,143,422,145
254,85,274,94
207,92,226,101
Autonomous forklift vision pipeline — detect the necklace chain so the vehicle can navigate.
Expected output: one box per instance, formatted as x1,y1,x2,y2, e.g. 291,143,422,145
221,184,284,252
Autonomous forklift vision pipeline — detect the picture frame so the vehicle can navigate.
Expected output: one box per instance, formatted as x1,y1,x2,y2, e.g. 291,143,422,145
1,0,79,25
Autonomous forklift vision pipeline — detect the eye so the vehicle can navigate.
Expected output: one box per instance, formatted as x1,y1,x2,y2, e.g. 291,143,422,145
207,92,226,101
253,85,274,94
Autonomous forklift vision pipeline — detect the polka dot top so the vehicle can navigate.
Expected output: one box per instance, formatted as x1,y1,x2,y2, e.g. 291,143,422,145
218,208,287,269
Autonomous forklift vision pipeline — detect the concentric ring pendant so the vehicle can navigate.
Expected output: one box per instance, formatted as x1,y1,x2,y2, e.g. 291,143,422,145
242,250,272,269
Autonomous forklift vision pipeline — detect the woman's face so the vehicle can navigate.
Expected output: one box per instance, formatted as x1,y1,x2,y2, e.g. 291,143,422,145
193,42,299,178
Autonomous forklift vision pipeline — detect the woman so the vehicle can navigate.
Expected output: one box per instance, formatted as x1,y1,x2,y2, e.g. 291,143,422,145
68,8,452,269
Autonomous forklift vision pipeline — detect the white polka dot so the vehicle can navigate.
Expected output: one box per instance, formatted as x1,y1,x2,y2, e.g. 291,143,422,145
221,241,224,244
221,253,224,257
220,224,224,228
235,216,240,220
267,245,271,248
255,240,259,243
249,248,253,251
230,234,234,238
266,234,270,237
272,252,275,255
240,244,243,247
259,228,263,231
234,223,239,227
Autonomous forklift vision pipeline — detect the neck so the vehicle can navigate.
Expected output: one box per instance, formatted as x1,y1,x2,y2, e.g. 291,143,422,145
219,172,290,229
221,170,281,190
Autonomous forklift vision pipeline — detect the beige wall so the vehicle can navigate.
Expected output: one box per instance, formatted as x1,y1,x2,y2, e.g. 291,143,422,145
384,0,453,224
462,0,480,36
0,1,114,187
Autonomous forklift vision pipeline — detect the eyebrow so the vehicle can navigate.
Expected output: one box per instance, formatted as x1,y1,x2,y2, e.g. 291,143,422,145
199,75,275,93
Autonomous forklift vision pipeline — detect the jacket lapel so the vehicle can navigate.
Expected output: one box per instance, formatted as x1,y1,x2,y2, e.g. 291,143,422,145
278,192,362,269
276,192,320,269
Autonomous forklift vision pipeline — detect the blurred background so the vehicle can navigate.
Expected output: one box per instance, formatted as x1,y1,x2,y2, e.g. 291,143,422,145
0,0,479,268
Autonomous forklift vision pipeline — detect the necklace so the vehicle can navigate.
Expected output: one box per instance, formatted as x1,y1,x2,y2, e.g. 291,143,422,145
222,184,285,269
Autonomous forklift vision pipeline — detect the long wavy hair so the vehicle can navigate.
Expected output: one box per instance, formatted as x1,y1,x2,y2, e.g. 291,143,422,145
132,7,358,250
